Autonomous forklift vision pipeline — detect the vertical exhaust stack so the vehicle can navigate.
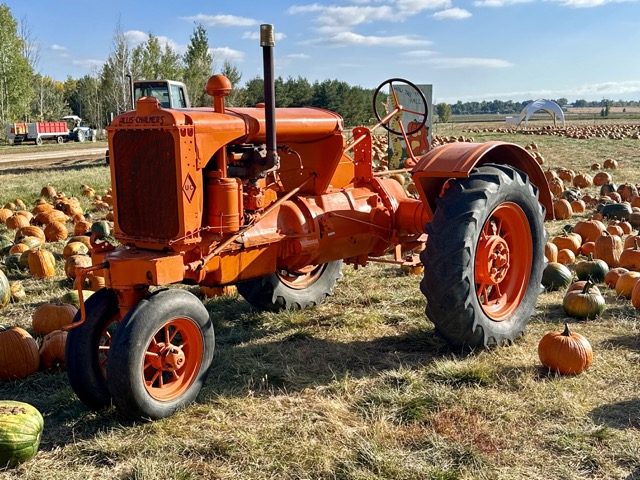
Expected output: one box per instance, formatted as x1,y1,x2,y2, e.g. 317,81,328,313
260,24,279,172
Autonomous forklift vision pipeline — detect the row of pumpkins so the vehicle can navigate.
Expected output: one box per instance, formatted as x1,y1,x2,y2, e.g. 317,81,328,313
465,123,640,140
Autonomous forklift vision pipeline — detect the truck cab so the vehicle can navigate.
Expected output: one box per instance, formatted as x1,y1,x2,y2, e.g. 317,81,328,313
133,80,190,109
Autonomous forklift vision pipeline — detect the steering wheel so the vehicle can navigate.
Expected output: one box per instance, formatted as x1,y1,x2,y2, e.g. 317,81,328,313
373,78,428,136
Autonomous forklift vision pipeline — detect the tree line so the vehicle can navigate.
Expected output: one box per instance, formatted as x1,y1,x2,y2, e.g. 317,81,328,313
0,4,381,132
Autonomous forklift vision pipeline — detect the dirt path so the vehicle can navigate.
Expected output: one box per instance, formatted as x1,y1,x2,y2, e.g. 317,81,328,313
0,147,106,171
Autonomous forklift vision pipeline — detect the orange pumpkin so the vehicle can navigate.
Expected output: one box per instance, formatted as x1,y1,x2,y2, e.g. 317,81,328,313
32,302,78,335
44,221,68,242
552,232,582,255
74,219,92,236
5,213,30,230
538,323,593,375
594,231,623,267
605,267,629,289
544,242,558,263
15,226,45,244
39,330,68,371
0,208,13,224
619,238,640,271
573,218,606,244
557,249,576,265
615,271,640,298
64,255,92,279
553,199,573,220
27,249,57,279
0,325,40,380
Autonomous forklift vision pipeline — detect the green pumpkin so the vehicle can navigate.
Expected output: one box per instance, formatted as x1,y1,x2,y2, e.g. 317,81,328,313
575,254,609,283
542,262,573,291
563,281,606,319
90,220,111,236
0,237,12,255
60,289,94,308
4,254,23,271
0,270,9,308
601,203,632,220
0,401,43,468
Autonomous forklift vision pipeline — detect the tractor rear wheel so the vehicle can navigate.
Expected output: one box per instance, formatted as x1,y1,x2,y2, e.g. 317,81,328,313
106,289,214,420
66,288,120,410
421,164,546,349
238,261,343,312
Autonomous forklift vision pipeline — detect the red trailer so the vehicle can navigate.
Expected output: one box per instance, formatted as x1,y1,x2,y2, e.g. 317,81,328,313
6,121,69,145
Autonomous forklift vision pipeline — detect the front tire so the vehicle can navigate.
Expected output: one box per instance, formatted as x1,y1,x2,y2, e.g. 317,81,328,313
106,289,215,421
66,288,120,410
421,164,546,349
237,261,343,312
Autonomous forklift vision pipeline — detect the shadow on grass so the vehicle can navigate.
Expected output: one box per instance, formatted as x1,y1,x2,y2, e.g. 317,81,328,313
0,294,459,450
589,399,640,430
602,334,640,352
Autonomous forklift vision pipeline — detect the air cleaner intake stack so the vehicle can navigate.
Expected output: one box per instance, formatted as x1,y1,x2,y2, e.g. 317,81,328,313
260,24,279,173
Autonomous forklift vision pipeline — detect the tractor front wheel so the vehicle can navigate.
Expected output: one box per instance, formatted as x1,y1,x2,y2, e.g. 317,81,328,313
421,163,546,348
238,261,343,312
106,289,215,420
66,288,120,410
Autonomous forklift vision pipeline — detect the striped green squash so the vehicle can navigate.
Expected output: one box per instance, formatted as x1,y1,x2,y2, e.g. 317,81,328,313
0,401,43,468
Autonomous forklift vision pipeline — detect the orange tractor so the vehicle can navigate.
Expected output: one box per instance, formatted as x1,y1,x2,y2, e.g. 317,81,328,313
65,25,553,421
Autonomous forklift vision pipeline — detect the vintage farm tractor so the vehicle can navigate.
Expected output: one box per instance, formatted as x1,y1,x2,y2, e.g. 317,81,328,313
65,25,553,421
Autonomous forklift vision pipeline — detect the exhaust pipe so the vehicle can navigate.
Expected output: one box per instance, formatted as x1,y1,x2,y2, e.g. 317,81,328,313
260,24,279,172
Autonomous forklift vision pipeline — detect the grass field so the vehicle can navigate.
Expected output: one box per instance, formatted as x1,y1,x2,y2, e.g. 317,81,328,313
0,120,639,479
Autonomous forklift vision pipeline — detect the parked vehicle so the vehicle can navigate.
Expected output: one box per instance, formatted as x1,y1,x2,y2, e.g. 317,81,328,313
6,121,69,145
62,115,96,142
66,25,553,422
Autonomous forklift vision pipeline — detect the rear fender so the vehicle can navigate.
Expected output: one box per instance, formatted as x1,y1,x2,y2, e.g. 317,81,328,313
411,141,554,222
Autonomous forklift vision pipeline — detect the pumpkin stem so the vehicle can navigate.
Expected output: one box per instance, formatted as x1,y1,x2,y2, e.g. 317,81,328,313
562,323,572,337
634,238,639,251
582,280,594,294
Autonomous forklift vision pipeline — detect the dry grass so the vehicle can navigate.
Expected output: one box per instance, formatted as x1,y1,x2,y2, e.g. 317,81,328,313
1,122,640,479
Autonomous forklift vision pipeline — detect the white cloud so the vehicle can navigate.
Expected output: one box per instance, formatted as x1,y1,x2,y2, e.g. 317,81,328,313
441,80,640,102
288,4,396,32
124,30,148,45
287,53,311,59
474,0,532,6
317,31,431,47
181,14,258,27
402,49,437,57
71,58,104,69
424,57,513,68
433,7,472,19
396,0,453,12
550,0,638,6
50,44,68,52
242,31,287,41
210,47,245,63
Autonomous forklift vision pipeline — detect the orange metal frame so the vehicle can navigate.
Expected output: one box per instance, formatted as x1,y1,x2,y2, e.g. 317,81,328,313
67,75,552,329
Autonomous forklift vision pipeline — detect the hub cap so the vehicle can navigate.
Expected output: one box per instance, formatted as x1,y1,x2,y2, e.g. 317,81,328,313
143,317,203,401
474,202,532,321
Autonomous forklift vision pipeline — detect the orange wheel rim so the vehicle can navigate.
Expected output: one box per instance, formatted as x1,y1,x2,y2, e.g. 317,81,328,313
143,317,203,401
98,313,121,378
474,202,532,321
277,264,325,289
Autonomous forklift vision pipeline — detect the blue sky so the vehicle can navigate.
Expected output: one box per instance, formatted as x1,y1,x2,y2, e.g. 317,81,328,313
5,0,640,103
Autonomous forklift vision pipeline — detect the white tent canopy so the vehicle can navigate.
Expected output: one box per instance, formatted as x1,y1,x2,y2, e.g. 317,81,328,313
518,99,565,128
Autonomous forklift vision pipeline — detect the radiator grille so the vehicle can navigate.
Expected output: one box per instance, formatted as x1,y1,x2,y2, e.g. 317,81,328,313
113,130,180,240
